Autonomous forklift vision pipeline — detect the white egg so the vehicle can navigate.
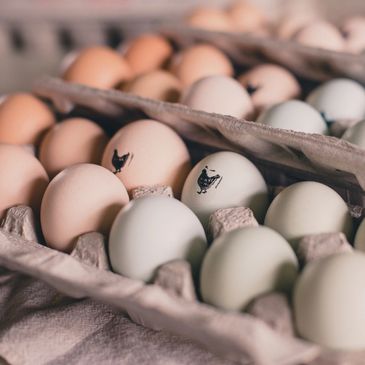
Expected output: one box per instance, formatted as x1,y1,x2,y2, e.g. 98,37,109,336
257,100,328,134
108,196,207,282
264,181,353,248
181,151,268,229
354,218,365,251
306,78,365,123
294,252,365,350
341,119,365,148
201,226,298,311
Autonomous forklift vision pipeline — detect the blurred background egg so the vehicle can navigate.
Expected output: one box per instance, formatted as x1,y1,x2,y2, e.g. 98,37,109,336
341,16,365,53
200,226,298,311
102,119,191,196
0,93,55,146
41,163,129,252
354,217,365,251
341,119,365,149
0,144,49,219
39,118,109,178
181,151,268,229
238,64,301,114
121,34,173,77
109,195,207,282
124,70,182,102
257,100,328,134
63,46,132,89
181,75,253,119
186,7,234,32
170,44,233,87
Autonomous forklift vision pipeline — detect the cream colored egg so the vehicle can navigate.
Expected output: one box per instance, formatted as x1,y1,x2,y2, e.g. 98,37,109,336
341,16,365,53
341,119,365,149
201,226,298,311
264,181,353,248
41,163,129,252
294,252,365,350
354,218,365,251
186,7,234,32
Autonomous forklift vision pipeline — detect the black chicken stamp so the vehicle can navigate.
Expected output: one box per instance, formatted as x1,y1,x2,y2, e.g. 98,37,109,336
197,166,223,194
112,149,133,174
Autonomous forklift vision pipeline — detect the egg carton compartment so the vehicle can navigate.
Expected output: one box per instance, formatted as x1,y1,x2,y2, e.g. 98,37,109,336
34,77,365,208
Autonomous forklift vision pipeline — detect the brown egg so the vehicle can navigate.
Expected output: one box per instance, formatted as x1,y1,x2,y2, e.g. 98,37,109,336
238,64,301,114
63,46,132,89
170,44,234,87
124,70,182,102
226,0,267,33
293,21,346,52
39,118,109,178
276,14,318,39
122,34,173,77
186,7,234,32
0,144,49,219
0,93,55,146
341,17,365,53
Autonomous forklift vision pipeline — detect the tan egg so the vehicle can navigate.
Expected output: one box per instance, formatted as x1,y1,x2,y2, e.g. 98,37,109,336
0,93,55,146
226,0,267,33
186,7,234,32
341,17,365,53
293,21,346,52
41,163,129,253
238,64,301,114
170,44,234,87
63,46,132,89
124,70,182,102
39,118,109,178
0,144,49,219
276,14,318,39
122,34,173,77
102,119,191,197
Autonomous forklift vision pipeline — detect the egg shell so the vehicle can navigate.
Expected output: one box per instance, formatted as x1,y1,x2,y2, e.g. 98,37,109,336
181,151,268,229
342,16,365,53
257,100,328,134
181,75,254,119
294,252,365,350
341,119,365,149
276,14,318,40
238,64,301,113
109,195,207,282
39,118,109,178
63,46,132,89
226,0,267,33
354,218,365,251
0,144,49,219
170,44,234,87
124,70,181,102
41,163,129,252
200,226,298,311
102,120,191,197
264,181,353,248
306,78,365,123
122,34,173,77
186,7,234,32
0,93,55,146
293,21,346,52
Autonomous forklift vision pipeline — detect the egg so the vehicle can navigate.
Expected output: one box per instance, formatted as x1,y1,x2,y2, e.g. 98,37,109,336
63,46,132,89
354,218,365,251
201,226,298,311
186,7,234,32
341,119,365,149
170,44,234,87
306,78,365,123
181,75,253,119
294,252,365,350
122,34,173,77
238,64,301,113
0,144,49,219
39,118,109,178
0,93,55,146
292,21,346,52
226,0,267,34
257,100,327,134
124,70,181,102
276,14,316,39
264,181,353,248
181,151,268,229
41,163,129,252
341,16,365,53
109,195,207,282
102,120,191,196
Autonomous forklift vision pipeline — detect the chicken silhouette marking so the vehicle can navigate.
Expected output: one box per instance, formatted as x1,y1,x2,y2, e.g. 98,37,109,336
197,166,223,194
112,149,133,174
